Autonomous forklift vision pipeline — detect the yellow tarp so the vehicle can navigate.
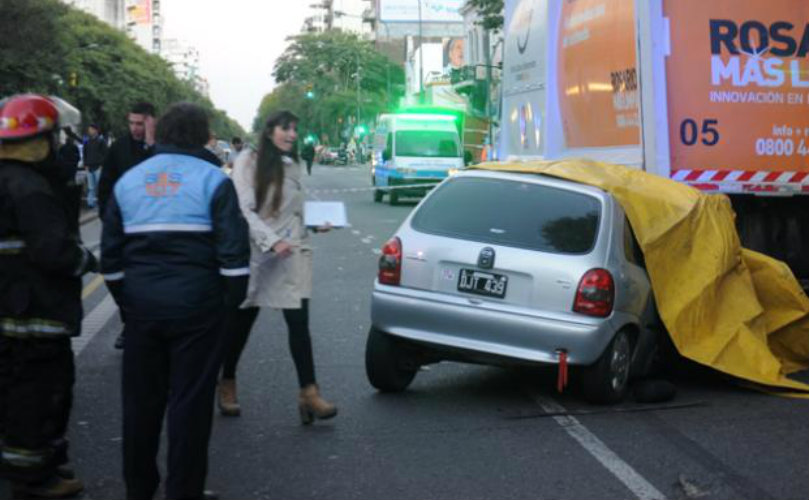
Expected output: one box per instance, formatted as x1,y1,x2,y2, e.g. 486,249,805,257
475,160,809,396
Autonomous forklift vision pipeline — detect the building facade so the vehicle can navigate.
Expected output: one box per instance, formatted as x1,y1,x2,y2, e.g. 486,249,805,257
61,0,126,29
302,0,375,39
161,38,209,96
124,0,162,54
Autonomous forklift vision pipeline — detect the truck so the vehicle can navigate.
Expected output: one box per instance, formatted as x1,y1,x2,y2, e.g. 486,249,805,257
372,111,465,205
501,0,809,280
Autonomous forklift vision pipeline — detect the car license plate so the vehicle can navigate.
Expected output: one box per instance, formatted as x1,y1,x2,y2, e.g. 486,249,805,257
457,268,507,299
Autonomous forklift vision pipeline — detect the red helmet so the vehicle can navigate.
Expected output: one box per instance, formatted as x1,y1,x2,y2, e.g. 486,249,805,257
0,94,60,141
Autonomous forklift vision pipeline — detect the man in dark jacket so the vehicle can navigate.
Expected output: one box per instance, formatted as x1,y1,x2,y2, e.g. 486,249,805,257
96,102,155,349
81,124,107,209
0,94,96,498
101,103,249,500
301,140,315,175
97,102,155,217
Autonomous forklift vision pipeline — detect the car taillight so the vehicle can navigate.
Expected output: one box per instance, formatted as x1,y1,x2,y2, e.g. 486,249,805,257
573,268,614,317
378,237,402,285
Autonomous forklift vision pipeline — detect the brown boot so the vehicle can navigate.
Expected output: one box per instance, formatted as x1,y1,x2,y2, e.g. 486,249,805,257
218,378,241,417
13,475,84,499
298,384,337,425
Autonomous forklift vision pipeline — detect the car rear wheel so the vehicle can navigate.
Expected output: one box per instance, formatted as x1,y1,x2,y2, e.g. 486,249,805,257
365,327,417,392
581,329,632,404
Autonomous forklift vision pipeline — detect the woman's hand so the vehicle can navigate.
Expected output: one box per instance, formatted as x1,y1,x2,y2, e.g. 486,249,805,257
271,240,294,258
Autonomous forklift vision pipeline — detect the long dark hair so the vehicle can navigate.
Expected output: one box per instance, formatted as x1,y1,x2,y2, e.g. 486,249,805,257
255,110,299,214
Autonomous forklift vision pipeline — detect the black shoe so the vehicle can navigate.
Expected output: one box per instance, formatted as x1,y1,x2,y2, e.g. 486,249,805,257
114,332,125,350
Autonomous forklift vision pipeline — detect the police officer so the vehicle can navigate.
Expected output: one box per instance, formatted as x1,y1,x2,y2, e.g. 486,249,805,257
0,94,97,498
101,103,249,500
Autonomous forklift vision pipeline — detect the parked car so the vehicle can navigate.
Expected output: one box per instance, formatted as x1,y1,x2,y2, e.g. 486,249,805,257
319,147,339,165
366,169,662,403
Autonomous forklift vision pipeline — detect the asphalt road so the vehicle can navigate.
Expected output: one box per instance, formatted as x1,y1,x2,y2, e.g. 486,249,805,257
71,163,809,500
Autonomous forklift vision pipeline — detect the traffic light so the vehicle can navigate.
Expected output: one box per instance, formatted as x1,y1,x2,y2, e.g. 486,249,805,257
69,72,78,88
305,90,315,99
355,124,367,136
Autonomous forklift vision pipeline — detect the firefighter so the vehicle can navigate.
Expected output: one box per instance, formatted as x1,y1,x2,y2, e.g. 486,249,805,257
0,94,97,498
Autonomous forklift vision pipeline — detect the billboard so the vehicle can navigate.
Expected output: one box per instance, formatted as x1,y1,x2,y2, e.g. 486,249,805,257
128,0,152,25
556,0,639,148
379,0,464,23
664,0,809,175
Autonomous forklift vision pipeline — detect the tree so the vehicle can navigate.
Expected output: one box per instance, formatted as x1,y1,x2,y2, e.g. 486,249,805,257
0,0,244,139
465,0,504,32
256,31,405,142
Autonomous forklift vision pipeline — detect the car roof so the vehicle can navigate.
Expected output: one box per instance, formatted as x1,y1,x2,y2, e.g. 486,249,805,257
454,168,612,201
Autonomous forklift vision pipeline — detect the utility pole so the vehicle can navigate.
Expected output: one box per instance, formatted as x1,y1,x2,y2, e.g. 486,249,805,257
484,29,494,160
356,50,361,130
326,0,334,30
418,0,424,103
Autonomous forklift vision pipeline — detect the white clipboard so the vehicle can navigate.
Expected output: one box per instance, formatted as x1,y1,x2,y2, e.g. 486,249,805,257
304,201,349,228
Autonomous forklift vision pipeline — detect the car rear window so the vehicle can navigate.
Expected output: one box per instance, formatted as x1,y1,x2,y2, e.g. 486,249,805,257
411,176,601,254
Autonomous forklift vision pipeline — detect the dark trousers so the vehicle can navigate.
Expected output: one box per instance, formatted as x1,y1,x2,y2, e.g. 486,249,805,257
221,300,315,388
0,337,74,483
122,312,224,500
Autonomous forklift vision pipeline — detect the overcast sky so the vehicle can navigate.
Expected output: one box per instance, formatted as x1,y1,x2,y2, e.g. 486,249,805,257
161,0,312,131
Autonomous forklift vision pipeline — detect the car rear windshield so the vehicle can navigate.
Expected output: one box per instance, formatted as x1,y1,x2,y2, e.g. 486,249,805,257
411,176,601,254
395,130,460,158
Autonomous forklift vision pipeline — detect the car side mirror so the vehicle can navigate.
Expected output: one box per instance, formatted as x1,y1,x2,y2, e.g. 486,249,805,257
382,149,391,162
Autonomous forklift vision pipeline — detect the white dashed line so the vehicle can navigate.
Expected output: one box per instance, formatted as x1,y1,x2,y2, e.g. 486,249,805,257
528,393,665,500
73,295,118,356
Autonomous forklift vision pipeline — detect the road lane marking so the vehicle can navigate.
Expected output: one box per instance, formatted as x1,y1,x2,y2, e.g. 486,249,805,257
530,394,665,500
82,275,104,299
73,294,117,356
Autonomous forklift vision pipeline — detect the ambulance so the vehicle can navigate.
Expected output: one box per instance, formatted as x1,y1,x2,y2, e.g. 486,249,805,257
372,112,464,205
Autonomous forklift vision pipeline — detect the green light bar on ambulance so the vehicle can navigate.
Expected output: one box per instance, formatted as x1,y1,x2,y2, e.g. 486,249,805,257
395,113,458,122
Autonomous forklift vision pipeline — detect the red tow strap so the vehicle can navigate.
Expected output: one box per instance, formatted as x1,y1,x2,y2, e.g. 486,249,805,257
556,349,568,393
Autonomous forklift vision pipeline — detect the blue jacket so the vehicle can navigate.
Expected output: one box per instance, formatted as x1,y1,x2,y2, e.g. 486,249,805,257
101,147,249,320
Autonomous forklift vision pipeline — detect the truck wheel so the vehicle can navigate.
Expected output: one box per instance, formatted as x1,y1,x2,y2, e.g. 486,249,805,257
373,180,384,202
388,190,399,206
581,329,632,404
365,327,417,392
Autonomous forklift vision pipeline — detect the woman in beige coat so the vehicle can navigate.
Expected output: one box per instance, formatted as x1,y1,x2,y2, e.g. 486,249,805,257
218,110,337,424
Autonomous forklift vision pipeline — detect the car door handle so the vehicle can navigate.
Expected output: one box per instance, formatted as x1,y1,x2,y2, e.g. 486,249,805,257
468,298,483,305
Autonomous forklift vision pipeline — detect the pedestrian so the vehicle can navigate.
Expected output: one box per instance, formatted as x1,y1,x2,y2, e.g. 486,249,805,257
226,136,244,170
220,110,337,424
96,102,155,350
0,94,97,498
301,139,315,175
81,124,107,209
205,133,227,166
100,102,249,500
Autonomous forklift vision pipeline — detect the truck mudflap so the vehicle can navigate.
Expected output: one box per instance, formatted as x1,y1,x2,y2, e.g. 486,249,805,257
474,159,809,397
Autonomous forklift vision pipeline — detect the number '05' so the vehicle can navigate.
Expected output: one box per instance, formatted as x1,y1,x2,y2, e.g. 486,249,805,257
680,119,720,146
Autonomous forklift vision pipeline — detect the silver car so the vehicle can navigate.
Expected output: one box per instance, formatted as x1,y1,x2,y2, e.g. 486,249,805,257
366,169,661,403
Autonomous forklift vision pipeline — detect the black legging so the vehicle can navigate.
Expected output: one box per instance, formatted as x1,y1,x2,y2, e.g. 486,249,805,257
221,300,316,388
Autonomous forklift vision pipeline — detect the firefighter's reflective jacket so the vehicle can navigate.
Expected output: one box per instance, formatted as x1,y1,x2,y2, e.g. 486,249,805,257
0,160,95,338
